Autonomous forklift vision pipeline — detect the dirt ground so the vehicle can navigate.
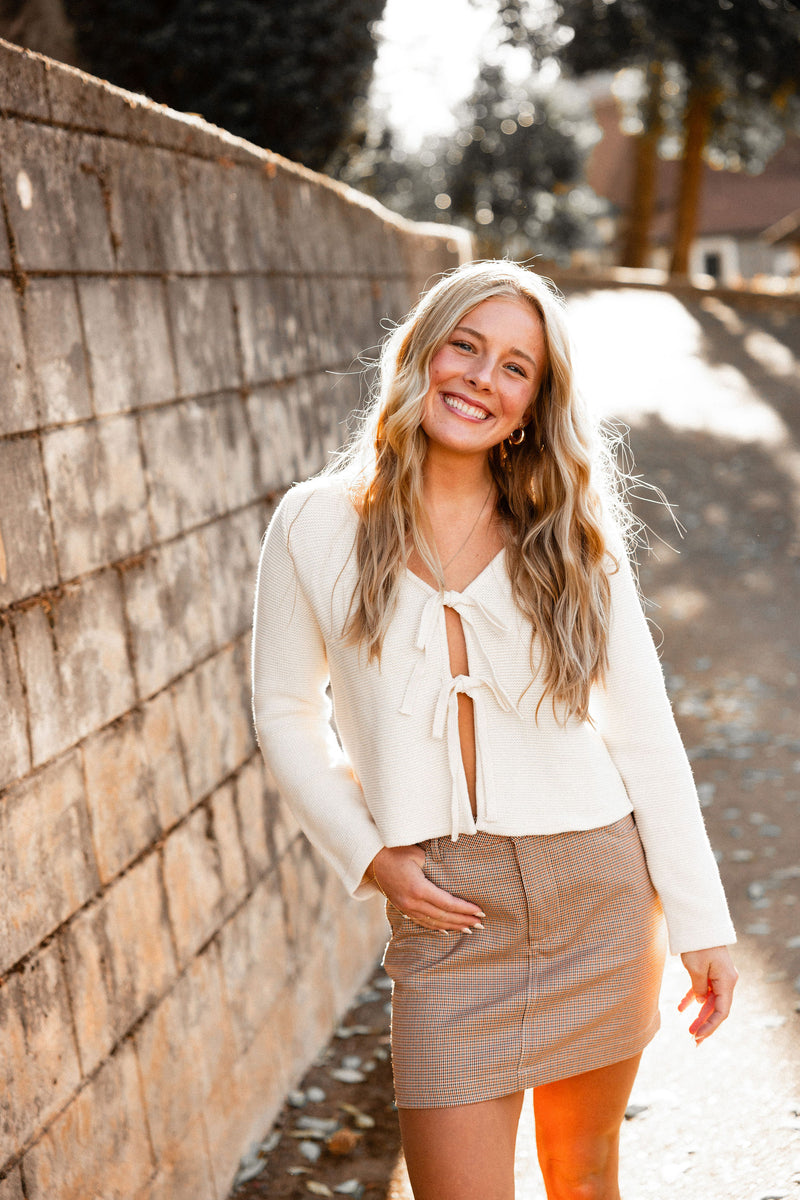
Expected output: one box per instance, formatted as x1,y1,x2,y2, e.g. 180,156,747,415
229,287,800,1200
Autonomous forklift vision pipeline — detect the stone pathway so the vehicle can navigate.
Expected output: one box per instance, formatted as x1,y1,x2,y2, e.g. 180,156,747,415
231,286,800,1200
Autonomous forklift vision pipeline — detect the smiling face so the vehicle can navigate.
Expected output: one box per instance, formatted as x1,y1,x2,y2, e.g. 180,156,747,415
420,295,547,463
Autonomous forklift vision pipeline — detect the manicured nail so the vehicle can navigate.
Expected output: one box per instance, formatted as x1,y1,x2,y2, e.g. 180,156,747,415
462,927,473,934
476,911,486,918
473,922,485,931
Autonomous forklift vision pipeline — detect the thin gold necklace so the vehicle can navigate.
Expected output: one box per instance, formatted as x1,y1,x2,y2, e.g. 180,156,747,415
440,481,495,572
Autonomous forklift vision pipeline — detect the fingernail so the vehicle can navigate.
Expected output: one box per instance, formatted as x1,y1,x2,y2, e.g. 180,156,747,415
476,911,486,918
462,927,473,934
473,922,485,930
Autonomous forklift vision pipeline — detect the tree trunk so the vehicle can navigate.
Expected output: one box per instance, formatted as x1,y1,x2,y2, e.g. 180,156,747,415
670,82,714,277
621,60,663,269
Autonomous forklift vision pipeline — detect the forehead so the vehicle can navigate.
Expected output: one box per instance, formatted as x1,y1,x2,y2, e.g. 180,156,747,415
455,295,545,346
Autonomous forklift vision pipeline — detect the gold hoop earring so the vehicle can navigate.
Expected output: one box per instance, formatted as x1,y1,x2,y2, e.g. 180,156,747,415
507,427,526,447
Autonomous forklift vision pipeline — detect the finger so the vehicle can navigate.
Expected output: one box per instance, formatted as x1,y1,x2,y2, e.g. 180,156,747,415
418,878,485,918
417,902,484,926
677,985,698,1013
691,1003,727,1041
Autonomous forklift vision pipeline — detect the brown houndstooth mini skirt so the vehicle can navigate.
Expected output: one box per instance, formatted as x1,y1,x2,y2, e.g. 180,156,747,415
382,813,667,1108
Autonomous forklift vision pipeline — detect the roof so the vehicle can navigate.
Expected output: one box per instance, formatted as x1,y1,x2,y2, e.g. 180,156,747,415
586,94,800,242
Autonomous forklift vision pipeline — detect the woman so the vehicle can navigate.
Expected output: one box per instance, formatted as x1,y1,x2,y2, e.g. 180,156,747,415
251,260,737,1200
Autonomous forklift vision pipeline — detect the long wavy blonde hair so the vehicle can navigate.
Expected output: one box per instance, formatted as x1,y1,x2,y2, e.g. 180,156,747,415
331,260,631,721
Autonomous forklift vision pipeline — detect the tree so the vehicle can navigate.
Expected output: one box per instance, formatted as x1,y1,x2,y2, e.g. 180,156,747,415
495,0,800,274
56,0,386,172
343,63,605,263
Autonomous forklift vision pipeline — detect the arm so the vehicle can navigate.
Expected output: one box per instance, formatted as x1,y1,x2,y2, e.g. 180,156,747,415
591,549,737,957
251,492,384,897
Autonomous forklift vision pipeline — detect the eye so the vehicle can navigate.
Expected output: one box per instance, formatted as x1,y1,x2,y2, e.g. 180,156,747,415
451,339,474,352
505,362,527,377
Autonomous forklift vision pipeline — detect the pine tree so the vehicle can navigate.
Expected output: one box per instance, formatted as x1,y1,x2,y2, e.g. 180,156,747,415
62,0,387,172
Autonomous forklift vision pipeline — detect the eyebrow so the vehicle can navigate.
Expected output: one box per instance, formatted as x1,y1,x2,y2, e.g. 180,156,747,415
453,324,538,367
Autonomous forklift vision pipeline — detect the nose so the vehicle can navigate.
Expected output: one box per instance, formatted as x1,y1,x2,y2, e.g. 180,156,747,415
465,353,493,390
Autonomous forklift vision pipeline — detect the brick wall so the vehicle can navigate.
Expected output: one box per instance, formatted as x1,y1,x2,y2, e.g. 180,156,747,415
0,38,469,1200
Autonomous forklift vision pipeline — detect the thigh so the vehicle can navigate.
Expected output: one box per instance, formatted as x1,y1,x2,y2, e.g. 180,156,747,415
399,1091,525,1200
532,1054,642,1196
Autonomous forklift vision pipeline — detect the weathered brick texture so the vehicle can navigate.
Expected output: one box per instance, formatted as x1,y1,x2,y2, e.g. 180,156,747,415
0,34,469,1197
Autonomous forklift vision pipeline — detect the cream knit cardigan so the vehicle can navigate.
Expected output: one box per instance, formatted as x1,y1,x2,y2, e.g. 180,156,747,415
251,476,736,956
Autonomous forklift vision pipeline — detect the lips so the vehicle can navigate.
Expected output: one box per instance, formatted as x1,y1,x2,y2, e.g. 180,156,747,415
442,393,491,421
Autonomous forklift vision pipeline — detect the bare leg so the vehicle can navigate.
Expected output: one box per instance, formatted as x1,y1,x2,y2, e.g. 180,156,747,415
399,1091,525,1200
533,1054,642,1200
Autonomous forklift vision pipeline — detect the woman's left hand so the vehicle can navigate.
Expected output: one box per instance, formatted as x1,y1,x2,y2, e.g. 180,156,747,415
678,945,738,1043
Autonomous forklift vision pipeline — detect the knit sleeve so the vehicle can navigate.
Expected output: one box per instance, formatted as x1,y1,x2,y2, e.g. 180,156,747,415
591,549,736,955
250,492,384,898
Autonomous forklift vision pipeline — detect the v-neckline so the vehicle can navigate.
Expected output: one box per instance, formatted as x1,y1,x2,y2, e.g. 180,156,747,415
404,547,506,597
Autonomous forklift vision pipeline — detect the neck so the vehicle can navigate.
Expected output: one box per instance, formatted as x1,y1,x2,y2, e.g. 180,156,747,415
421,445,493,508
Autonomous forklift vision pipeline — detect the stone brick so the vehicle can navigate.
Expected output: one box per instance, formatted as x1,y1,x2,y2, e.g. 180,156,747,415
23,277,91,425
167,278,240,397
225,989,296,1151
283,374,327,479
244,386,299,491
230,164,292,274
81,710,161,882
0,1167,24,1200
41,415,150,578
0,433,58,608
214,395,261,512
162,805,226,966
171,642,253,804
139,1115,215,1200
233,757,273,879
134,946,235,1160
61,851,176,1075
102,140,194,274
181,156,252,274
140,690,192,832
138,399,228,540
201,506,264,647
78,276,175,415
122,533,215,699
210,783,248,908
217,877,289,1056
0,122,115,272
234,274,307,386
14,572,135,764
0,751,98,974
0,41,50,118
0,278,36,435
234,755,301,880
202,1056,251,1200
0,941,81,1164
23,1042,154,1200
279,836,336,961
0,621,30,791
328,896,387,1014
45,58,140,136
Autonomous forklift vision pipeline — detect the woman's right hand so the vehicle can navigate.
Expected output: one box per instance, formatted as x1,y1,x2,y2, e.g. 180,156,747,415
368,845,485,933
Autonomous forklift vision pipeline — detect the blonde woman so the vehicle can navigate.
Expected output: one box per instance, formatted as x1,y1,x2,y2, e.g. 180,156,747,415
251,260,737,1200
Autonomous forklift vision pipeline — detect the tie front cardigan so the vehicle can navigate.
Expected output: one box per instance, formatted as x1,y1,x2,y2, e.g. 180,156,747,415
251,476,735,956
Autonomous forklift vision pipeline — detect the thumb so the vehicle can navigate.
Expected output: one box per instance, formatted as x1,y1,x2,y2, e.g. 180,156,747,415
678,952,711,1011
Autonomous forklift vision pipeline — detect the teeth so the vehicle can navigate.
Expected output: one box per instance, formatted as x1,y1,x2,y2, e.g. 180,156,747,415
443,394,489,420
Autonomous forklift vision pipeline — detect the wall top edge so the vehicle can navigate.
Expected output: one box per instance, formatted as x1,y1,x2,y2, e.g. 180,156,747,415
0,37,472,259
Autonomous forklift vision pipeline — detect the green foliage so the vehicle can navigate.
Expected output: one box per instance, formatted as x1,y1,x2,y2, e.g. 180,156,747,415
497,0,800,151
63,0,386,171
